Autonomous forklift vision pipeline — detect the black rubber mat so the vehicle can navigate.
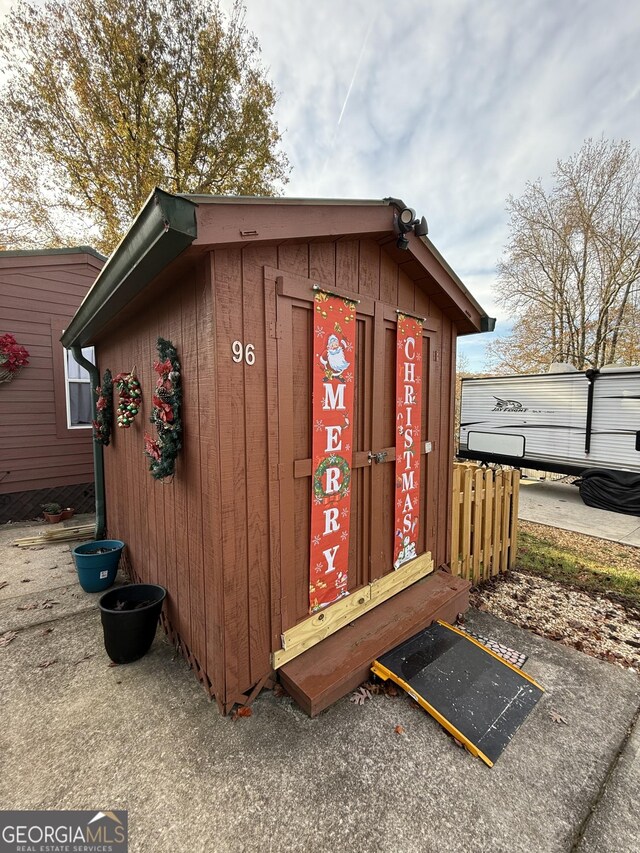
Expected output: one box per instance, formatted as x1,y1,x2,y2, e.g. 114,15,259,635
372,621,543,766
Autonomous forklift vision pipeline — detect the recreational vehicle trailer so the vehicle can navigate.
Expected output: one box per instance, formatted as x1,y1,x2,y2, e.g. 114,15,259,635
458,366,640,477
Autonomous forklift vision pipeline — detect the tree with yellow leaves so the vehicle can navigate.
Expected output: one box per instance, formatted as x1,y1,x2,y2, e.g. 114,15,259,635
0,0,289,253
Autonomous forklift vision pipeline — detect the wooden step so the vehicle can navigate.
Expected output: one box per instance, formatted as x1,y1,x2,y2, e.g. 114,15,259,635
279,569,470,716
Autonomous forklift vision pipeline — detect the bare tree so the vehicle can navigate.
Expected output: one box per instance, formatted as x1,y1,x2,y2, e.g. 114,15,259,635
488,138,640,372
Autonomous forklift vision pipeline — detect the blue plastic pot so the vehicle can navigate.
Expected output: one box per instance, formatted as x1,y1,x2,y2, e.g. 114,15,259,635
72,539,125,593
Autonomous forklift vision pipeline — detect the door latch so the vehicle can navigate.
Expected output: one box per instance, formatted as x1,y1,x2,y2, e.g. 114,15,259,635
368,450,388,464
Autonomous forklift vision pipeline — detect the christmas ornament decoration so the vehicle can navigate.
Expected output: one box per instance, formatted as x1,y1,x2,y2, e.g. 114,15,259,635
394,312,424,570
309,286,357,613
144,338,182,480
92,369,114,446
114,369,142,428
0,333,30,382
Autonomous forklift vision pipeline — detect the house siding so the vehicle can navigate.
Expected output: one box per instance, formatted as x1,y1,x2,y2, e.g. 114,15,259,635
0,252,103,507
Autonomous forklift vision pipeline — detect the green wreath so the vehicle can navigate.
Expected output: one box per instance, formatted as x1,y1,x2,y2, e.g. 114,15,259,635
313,454,351,501
92,369,113,446
144,338,182,480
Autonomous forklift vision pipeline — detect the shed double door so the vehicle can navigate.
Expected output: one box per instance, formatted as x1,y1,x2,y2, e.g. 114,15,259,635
270,269,432,636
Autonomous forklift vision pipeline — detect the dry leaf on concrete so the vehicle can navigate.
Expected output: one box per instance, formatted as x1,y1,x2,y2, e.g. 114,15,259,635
394,725,406,735
549,710,568,725
231,706,253,721
37,659,58,669
350,686,372,706
0,631,18,647
0,580,9,590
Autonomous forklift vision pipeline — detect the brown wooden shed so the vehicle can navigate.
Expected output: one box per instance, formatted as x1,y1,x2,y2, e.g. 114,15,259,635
0,247,104,522
62,191,493,716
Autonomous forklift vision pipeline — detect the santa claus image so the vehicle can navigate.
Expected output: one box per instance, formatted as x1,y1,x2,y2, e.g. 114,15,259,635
320,333,350,381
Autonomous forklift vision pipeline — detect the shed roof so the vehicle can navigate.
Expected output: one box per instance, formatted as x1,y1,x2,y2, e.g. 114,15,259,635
62,189,494,348
0,245,105,264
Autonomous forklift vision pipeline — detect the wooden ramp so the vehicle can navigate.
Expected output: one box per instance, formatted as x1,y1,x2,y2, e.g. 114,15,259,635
279,569,470,716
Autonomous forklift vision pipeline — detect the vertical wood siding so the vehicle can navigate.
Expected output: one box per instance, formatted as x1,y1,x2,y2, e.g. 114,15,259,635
99,238,460,712
0,254,101,494
97,256,222,704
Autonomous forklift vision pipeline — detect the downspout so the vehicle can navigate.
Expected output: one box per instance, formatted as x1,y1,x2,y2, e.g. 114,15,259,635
584,368,599,455
70,346,105,540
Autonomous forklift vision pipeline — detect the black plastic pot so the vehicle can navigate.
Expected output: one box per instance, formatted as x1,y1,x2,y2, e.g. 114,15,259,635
98,583,166,664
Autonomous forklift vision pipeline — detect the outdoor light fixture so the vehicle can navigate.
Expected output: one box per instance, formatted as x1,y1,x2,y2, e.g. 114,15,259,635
414,216,429,237
397,207,417,233
394,207,428,249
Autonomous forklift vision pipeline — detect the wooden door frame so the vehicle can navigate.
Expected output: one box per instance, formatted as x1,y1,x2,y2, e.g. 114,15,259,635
264,265,438,656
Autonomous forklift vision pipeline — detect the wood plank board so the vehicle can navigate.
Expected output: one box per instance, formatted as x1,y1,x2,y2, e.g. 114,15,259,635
279,569,470,716
273,551,433,668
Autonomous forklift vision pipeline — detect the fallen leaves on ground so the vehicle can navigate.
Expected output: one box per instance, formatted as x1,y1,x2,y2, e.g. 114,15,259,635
39,627,54,636
394,725,405,735
350,686,372,706
470,570,640,670
549,710,568,725
74,652,94,665
16,598,59,612
21,578,31,583
0,580,8,590
37,659,58,669
272,683,286,698
0,631,18,647
231,706,253,721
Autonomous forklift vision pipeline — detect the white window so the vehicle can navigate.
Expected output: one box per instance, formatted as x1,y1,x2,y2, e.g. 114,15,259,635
64,346,95,428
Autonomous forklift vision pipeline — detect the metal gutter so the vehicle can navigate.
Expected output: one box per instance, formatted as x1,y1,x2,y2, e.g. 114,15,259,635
62,189,198,348
70,346,105,540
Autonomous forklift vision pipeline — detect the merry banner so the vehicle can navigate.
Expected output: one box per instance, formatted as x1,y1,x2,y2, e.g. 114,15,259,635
309,288,357,613
394,312,424,570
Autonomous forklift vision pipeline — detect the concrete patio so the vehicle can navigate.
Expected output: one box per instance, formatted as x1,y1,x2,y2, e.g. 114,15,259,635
1,520,639,853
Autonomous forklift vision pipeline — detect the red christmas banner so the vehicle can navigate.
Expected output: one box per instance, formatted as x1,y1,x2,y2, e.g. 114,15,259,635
309,288,357,613
394,312,424,570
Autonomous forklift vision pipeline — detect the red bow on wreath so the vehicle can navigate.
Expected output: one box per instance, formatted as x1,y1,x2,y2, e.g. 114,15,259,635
152,395,174,423
154,358,172,376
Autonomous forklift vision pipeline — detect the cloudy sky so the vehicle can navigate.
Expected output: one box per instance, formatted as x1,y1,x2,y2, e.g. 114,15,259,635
2,0,640,367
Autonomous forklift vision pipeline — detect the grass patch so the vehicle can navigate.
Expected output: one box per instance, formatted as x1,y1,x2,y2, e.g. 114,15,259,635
516,526,640,608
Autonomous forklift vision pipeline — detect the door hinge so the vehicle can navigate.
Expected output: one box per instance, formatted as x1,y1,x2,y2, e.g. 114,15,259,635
269,321,283,339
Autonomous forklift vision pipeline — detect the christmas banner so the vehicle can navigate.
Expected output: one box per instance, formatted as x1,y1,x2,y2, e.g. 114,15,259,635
309,288,357,613
394,312,423,570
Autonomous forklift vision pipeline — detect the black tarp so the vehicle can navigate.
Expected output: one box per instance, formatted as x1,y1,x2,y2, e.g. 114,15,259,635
575,468,640,516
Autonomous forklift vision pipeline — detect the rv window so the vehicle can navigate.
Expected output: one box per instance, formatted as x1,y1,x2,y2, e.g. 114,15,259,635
468,431,525,458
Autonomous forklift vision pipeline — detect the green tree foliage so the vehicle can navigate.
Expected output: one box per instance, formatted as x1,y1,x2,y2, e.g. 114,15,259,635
487,139,640,373
0,0,289,253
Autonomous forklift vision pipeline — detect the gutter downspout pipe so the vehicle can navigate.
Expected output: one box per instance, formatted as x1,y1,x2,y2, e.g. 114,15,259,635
584,368,599,455
70,346,105,540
